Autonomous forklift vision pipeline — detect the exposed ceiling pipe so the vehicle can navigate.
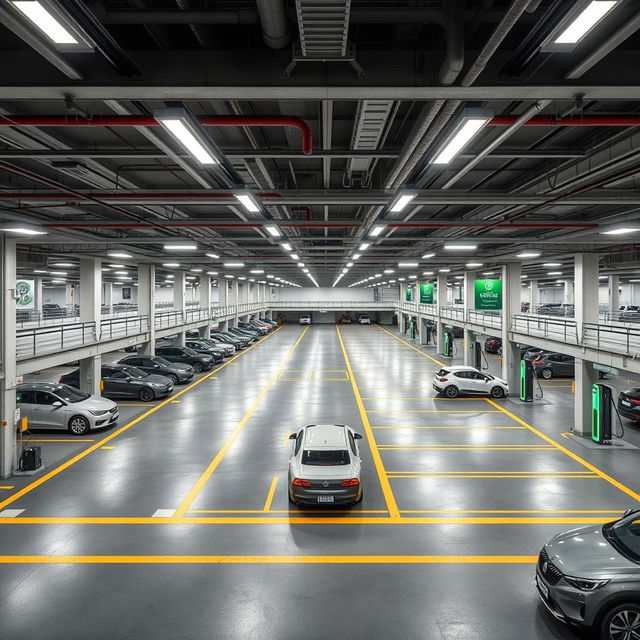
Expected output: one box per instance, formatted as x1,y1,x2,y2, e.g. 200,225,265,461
385,0,535,191
441,99,550,190
256,0,292,49
0,115,313,154
438,0,464,85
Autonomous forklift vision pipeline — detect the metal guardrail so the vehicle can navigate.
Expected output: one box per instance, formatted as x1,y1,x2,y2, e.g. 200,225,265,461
511,314,579,344
583,322,640,355
271,300,397,310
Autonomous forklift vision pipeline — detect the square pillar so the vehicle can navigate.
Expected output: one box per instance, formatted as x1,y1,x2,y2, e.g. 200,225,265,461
34,276,43,313
230,280,239,328
79,257,102,342
199,275,212,338
173,271,186,346
563,280,574,305
529,279,540,311
501,263,521,394
608,275,619,315
79,355,102,397
103,282,113,311
1,237,17,477
65,282,75,313
463,271,476,366
138,264,156,355
436,273,447,355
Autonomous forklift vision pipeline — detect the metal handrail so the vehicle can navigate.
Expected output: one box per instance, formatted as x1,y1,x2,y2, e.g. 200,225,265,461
511,314,579,344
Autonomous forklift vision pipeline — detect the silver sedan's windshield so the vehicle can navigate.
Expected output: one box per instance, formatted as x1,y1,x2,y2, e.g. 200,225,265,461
302,450,350,466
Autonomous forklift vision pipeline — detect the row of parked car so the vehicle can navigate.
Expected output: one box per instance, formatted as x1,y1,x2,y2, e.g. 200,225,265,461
16,318,278,435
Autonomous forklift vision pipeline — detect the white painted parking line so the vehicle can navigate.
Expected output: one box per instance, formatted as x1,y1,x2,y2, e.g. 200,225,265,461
152,509,176,518
0,509,25,518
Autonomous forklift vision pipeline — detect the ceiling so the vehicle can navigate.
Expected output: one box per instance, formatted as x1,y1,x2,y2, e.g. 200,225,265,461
1,0,640,289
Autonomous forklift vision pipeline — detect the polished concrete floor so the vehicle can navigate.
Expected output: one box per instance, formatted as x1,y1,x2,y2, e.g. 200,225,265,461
2,324,640,639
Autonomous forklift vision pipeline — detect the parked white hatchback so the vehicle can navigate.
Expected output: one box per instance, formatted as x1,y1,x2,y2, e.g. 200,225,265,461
299,314,311,325
358,314,371,324
433,365,509,399
288,424,363,506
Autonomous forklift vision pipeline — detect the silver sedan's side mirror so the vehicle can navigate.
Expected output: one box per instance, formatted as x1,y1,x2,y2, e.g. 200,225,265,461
353,433,363,440
52,401,64,408
289,433,298,440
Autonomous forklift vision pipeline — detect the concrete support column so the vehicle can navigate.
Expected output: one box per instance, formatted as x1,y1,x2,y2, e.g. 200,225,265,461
463,271,476,366
65,282,75,309
173,271,186,346
436,273,447,355
608,275,620,315
501,263,521,394
218,279,229,331
231,280,239,327
103,282,113,310
138,264,156,355
563,280,574,305
199,275,212,338
78,257,103,396
1,237,17,477
34,276,43,314
574,253,600,436
529,279,540,310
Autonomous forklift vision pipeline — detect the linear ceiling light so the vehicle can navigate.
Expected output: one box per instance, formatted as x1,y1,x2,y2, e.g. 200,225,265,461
421,252,435,259
290,253,299,260
281,242,292,252
466,262,484,268
389,191,417,213
205,252,220,259
600,227,640,235
515,251,541,258
398,262,419,268
370,224,386,237
551,1,618,48
11,0,95,50
359,242,370,251
163,241,197,251
264,225,281,237
0,223,47,235
444,243,477,251
430,109,493,165
162,262,180,268
107,251,132,259
155,108,220,166
223,262,244,268
233,191,261,213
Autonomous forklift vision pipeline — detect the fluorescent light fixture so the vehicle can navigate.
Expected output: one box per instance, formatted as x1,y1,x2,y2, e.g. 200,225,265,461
224,274,234,279
398,277,406,282
601,227,640,235
205,252,220,259
466,262,484,268
163,241,197,251
347,262,354,268
370,225,386,237
389,191,417,213
409,275,418,279
206,271,218,276
547,271,563,276
33,269,47,274
421,252,435,259
223,262,244,268
107,251,132,259
430,108,493,165
302,269,309,274
233,191,261,213
454,275,464,280
50,270,67,275
439,268,451,273
266,274,274,279
388,279,396,283
515,251,541,258
444,243,477,251
384,269,395,274
398,262,419,268
117,276,132,281
359,243,370,251
155,108,220,166
50,279,65,283
521,275,529,279
250,269,264,274
11,1,95,50
281,242,292,251
264,225,281,237
162,263,180,268
629,279,640,283
553,1,618,46
165,274,175,279
598,275,607,280
114,271,128,275
238,276,246,281
190,268,203,273
0,223,47,235
108,264,125,268
483,271,496,275
353,253,361,260
297,262,304,267
51,262,73,267
290,253,299,260
543,262,562,267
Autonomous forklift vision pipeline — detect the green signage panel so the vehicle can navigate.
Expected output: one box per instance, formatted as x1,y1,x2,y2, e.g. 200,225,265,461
474,279,502,310
405,286,412,302
419,283,434,304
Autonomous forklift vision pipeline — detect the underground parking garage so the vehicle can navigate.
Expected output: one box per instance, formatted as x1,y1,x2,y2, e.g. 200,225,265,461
3,1,640,639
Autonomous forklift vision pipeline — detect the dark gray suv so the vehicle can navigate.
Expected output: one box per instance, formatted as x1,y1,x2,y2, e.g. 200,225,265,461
537,510,640,639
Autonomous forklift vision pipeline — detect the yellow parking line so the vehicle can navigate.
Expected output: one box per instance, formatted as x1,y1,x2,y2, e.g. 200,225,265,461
378,446,555,451
336,325,400,519
366,410,503,413
173,326,308,518
485,398,640,503
0,486,14,490
119,403,157,407
263,477,279,512
24,439,95,443
389,474,598,479
372,426,525,430
0,554,538,565
387,470,592,474
187,510,388,514
100,446,115,450
374,325,445,367
0,326,284,513
399,510,622,514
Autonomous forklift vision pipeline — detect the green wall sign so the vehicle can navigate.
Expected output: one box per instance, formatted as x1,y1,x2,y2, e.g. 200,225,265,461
474,279,502,310
419,283,434,304
405,286,412,302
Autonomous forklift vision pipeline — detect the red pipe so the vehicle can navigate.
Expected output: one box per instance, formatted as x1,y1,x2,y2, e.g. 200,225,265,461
0,115,313,155
488,115,640,127
0,192,281,200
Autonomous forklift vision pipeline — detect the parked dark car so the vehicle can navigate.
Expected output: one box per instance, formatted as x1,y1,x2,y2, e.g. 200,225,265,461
484,337,502,354
155,345,214,373
228,327,259,342
618,388,640,423
60,364,173,402
444,324,464,339
117,355,194,385
251,319,273,332
184,339,225,363
521,346,545,360
239,321,266,335
213,331,249,348
209,333,243,350
196,338,234,357
42,303,66,318
532,352,575,379
261,318,277,328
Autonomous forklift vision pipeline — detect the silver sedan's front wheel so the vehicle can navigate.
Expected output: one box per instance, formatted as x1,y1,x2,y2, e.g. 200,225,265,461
68,415,90,436
603,604,640,640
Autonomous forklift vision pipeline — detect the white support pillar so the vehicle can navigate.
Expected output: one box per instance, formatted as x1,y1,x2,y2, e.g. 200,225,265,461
529,279,539,310
34,276,43,314
78,257,103,396
65,281,75,310
501,263,521,394
103,282,113,311
1,237,17,477
230,280,239,327
199,275,211,338
608,275,620,315
463,271,476,366
563,280,574,305
138,264,156,355
173,271,186,346
436,273,447,355
218,279,229,331
574,253,600,436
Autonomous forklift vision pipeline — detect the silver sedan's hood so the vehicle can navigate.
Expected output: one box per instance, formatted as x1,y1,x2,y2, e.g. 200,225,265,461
546,524,640,577
76,395,117,411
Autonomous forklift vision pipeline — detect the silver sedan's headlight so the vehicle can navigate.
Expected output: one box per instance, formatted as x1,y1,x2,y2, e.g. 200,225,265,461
563,576,610,591
89,409,109,416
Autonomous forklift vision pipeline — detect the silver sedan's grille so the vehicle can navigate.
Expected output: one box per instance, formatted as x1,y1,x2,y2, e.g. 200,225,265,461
539,549,563,585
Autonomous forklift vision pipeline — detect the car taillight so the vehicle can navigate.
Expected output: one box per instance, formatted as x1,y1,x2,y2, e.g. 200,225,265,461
437,377,448,382
340,478,359,487
533,357,542,364
292,478,310,487
58,376,64,383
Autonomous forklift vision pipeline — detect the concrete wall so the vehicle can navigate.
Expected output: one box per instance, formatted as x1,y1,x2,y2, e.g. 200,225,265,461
274,287,375,302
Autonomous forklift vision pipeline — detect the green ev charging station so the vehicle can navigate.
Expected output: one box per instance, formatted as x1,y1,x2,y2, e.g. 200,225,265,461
409,320,416,339
443,331,454,357
592,383,613,444
520,359,534,402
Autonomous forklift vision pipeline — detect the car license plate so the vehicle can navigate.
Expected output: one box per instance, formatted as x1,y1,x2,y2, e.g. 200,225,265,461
622,400,631,407
317,495,334,503
537,575,549,600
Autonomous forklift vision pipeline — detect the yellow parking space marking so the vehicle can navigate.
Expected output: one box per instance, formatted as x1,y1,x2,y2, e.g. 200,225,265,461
24,439,95,442
372,426,525,430
362,397,487,401
0,486,14,490
0,554,538,565
399,509,622,514
485,398,640,503
374,325,445,367
282,431,292,446
187,510,388,514
174,326,308,518
263,477,279,512
388,470,592,474
170,400,182,404
366,409,503,413
389,474,598,479
100,446,115,450
0,325,284,513
378,445,555,450
337,325,400,518
119,403,157,407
